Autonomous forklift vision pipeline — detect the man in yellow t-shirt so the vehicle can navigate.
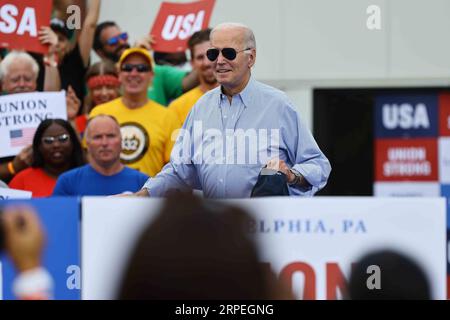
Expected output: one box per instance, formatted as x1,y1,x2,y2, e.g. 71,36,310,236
169,29,219,128
90,48,179,177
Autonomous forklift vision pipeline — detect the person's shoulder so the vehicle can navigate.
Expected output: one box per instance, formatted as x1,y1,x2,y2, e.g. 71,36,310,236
89,98,123,117
10,167,35,183
122,166,149,177
14,167,36,177
169,87,202,109
147,99,177,116
253,80,297,113
193,86,220,107
254,80,290,101
58,165,89,181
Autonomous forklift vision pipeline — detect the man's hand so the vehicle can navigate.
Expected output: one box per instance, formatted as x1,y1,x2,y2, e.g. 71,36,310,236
12,145,33,173
135,35,155,51
38,26,58,47
39,27,59,67
266,158,295,184
66,85,81,121
2,207,46,272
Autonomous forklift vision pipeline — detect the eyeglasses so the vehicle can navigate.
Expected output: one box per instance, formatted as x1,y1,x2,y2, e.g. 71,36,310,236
120,63,151,73
42,134,70,145
106,32,128,46
206,47,252,61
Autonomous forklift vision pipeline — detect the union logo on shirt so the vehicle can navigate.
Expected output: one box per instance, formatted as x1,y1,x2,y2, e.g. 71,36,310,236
120,122,150,164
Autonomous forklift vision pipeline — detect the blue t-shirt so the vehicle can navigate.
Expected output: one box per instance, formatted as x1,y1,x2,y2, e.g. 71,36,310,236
52,165,149,196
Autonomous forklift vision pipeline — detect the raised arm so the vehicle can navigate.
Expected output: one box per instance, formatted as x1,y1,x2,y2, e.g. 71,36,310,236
78,0,101,67
39,27,61,91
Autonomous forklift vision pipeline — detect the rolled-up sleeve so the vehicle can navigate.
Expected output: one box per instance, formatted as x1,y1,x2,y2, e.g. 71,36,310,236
283,103,331,196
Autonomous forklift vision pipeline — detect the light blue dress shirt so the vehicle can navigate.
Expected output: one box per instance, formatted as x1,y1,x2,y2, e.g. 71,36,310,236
143,78,331,198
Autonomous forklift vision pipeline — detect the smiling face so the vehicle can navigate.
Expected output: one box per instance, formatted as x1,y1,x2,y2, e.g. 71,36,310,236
91,84,120,106
39,123,73,169
210,27,256,94
99,25,130,62
191,41,216,85
2,59,37,94
118,53,153,96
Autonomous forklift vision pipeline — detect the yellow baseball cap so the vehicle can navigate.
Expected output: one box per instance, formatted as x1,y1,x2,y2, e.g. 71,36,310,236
118,47,153,69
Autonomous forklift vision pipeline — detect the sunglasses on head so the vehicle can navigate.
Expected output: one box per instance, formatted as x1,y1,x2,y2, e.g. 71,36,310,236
121,63,151,73
42,134,70,145
206,47,252,61
106,32,128,46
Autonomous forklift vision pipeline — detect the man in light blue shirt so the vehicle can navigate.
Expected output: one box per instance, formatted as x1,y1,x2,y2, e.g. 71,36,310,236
135,23,331,199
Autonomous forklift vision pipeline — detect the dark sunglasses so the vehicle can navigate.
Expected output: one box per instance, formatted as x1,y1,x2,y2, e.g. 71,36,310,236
121,63,151,73
106,32,128,46
206,47,252,61
42,134,70,145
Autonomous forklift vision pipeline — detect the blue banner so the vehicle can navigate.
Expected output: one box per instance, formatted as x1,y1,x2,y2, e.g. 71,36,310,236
375,94,438,138
0,197,80,300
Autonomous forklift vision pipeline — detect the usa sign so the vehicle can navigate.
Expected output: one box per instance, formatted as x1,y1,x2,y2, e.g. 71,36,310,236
150,0,215,53
0,0,52,54
374,94,438,138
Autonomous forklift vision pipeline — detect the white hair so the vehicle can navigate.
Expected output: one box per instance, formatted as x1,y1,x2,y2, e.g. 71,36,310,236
0,51,39,81
211,22,256,49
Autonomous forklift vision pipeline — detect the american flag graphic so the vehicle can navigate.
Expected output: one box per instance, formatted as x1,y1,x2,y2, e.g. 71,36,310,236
10,128,36,148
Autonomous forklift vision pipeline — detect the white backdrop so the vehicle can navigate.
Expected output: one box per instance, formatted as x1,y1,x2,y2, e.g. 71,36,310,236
82,197,446,300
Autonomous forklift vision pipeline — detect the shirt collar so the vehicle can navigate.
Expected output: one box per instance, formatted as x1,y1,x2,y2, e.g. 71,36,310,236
217,76,255,108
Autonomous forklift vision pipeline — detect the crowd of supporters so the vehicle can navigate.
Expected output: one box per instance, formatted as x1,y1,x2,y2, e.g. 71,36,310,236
0,0,210,197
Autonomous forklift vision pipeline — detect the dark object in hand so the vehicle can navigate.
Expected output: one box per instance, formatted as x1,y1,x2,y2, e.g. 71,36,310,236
251,168,290,197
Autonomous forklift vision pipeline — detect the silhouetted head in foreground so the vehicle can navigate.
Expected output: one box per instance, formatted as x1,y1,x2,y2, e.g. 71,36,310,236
118,193,273,300
347,249,431,300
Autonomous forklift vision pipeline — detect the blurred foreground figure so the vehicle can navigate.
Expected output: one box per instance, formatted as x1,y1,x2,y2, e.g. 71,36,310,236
118,193,291,300
2,207,53,300
347,249,431,300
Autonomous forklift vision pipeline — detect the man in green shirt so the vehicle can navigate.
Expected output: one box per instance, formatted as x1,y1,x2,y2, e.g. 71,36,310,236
93,21,199,106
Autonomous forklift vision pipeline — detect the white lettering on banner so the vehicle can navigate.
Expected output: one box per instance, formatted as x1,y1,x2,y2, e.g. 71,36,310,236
0,5,37,37
383,162,431,177
385,146,431,177
388,147,426,161
161,11,205,41
382,103,430,130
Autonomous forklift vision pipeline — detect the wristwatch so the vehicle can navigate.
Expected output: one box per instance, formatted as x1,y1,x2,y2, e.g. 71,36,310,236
288,168,302,186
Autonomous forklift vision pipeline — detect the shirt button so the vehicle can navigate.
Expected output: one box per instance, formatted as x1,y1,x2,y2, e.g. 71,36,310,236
219,179,224,183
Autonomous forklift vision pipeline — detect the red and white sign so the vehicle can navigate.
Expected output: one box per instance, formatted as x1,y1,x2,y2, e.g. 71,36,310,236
150,0,215,53
439,93,450,137
375,138,438,182
0,0,52,54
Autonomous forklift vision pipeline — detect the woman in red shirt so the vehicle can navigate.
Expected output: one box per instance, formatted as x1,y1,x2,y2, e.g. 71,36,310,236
9,119,85,197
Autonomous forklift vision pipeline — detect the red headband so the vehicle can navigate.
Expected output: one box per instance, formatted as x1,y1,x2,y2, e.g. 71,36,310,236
87,75,121,90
